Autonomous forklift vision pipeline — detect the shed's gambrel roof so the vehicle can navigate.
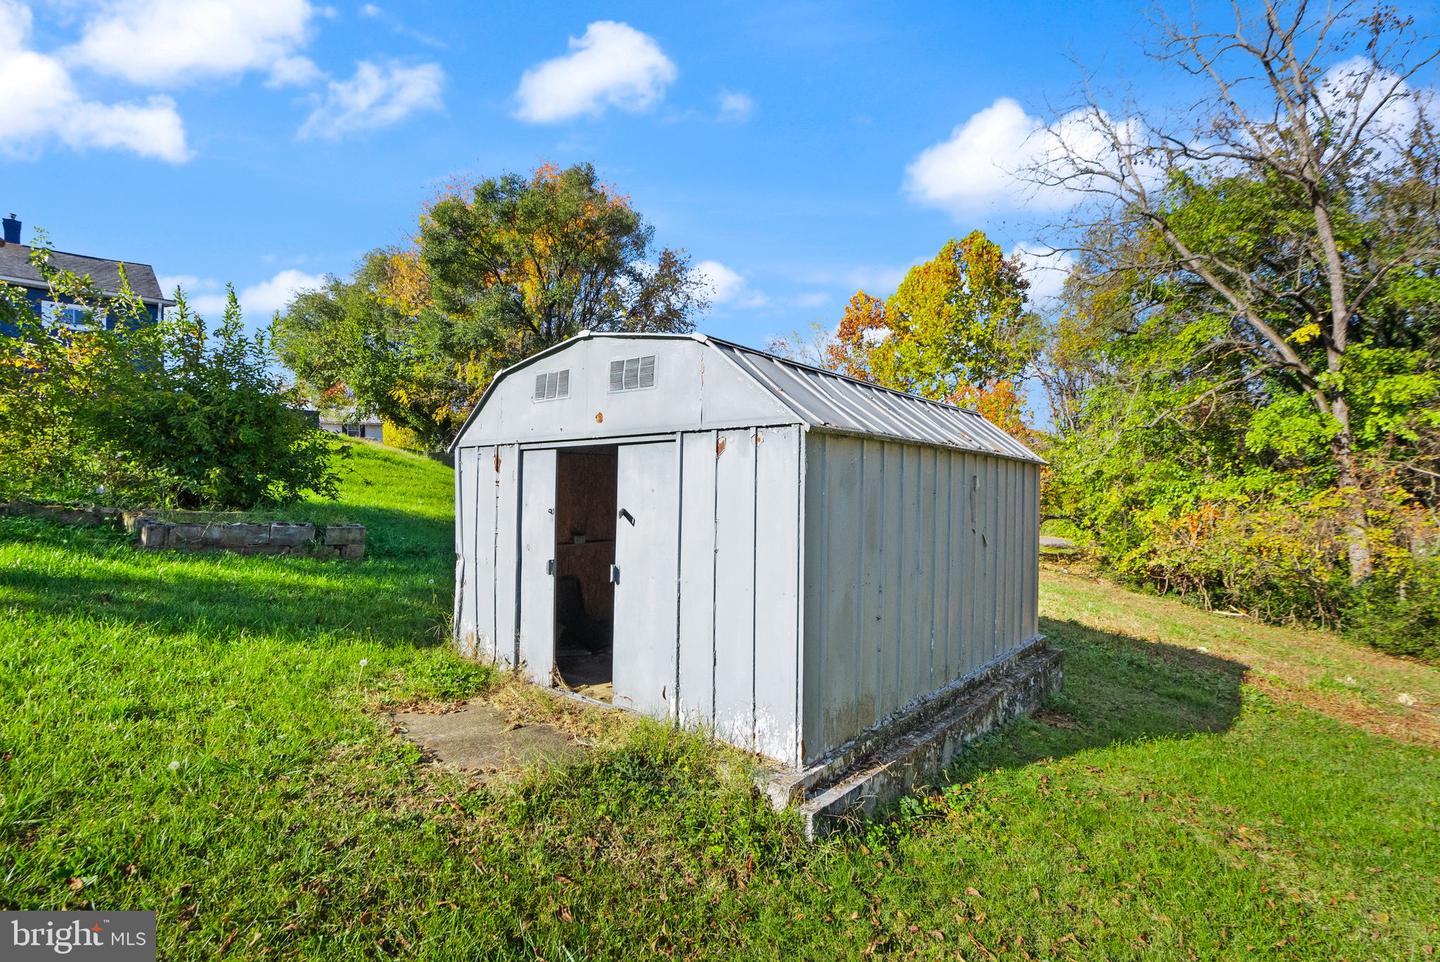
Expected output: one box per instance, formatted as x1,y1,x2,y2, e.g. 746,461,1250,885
451,331,1043,463
702,336,1042,463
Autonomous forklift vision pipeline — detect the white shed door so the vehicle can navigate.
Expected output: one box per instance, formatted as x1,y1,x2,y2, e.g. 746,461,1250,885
517,448,556,686
612,441,679,719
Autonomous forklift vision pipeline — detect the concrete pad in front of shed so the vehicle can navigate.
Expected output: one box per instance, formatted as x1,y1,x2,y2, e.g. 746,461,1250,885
391,702,583,780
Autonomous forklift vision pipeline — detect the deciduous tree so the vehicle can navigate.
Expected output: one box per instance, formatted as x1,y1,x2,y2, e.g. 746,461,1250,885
276,163,707,451
1031,0,1440,582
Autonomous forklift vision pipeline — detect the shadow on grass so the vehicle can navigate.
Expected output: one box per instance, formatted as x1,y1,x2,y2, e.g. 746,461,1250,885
0,512,453,647
940,614,1247,783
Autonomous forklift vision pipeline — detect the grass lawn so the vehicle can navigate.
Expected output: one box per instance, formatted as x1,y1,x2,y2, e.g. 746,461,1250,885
2,439,1437,960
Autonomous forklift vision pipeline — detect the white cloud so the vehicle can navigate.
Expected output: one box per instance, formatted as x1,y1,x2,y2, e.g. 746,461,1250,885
906,97,1142,215
695,260,744,303
241,268,326,315
694,259,769,309
0,1,189,163
298,60,443,140
157,274,210,293
514,21,676,123
1009,243,1075,308
266,55,323,88
905,98,1048,213
1317,56,1431,167
71,0,320,88
163,269,326,320
717,90,753,123
359,2,381,16
787,291,829,309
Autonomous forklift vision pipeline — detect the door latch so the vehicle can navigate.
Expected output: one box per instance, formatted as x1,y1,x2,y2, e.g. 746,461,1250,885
546,558,555,575
609,564,620,585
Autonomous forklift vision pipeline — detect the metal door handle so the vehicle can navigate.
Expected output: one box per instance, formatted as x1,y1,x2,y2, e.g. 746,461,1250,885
609,564,620,585
618,508,635,526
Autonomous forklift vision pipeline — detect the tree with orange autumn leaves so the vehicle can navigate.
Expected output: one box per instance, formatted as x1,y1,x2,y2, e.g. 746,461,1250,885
276,163,707,451
825,231,1039,442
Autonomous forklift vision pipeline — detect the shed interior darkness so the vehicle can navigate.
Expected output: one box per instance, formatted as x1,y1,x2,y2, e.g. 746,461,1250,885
552,447,617,700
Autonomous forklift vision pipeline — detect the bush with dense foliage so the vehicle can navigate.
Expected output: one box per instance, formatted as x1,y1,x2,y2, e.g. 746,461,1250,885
1345,555,1440,663
0,248,342,509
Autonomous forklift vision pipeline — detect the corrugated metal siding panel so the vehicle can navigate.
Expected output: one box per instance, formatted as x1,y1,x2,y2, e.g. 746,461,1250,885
752,425,801,764
611,442,681,718
676,432,717,728
712,428,758,748
800,432,829,763
860,439,890,720
454,451,469,654
656,425,803,765
455,447,478,658
1027,465,1037,633
473,446,499,663
819,435,866,751
517,449,556,685
493,444,520,667
709,340,1043,464
800,438,1042,764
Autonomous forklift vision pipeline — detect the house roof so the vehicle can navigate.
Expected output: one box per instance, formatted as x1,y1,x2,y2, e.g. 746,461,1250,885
451,331,1043,464
0,242,172,306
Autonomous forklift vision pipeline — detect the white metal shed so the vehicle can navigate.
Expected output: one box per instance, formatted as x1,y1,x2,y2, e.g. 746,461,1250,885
451,331,1044,770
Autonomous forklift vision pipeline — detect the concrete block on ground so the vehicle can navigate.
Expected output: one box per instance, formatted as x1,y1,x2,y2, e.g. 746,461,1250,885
229,523,271,546
269,522,315,547
322,524,366,547
121,510,153,534
339,543,365,561
136,521,171,549
758,641,1064,839
169,523,205,546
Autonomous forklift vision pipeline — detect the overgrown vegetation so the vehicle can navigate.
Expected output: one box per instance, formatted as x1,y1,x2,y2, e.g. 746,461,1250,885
1030,3,1440,647
779,2,1439,656
0,244,340,509
1,441,1435,959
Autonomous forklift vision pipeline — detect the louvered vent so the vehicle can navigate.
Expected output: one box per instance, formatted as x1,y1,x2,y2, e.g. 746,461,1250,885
532,369,570,401
608,355,656,392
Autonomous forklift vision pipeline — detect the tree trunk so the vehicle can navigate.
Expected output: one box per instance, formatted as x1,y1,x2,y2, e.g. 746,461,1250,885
1328,396,1372,584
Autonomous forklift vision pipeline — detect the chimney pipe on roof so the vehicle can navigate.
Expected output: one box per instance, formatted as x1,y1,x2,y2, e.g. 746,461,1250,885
1,214,19,245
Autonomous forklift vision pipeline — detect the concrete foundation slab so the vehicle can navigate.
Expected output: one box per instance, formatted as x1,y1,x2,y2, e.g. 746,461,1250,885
391,701,584,782
760,641,1063,838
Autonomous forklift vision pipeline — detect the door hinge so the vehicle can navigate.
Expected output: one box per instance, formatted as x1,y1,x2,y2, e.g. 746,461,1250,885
609,564,620,585
546,558,555,575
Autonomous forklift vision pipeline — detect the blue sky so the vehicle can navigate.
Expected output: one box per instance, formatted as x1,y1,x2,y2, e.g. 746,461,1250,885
5,0,1430,352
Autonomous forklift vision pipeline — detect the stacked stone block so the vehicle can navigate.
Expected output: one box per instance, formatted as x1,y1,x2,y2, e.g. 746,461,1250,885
1,502,365,560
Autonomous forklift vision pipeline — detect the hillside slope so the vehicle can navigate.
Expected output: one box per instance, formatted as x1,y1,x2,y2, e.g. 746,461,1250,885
0,441,1435,960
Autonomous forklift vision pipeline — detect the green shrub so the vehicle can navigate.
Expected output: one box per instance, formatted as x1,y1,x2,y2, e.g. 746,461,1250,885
0,247,342,509
1345,556,1440,664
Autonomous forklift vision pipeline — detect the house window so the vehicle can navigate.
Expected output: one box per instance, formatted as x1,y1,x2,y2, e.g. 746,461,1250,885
608,355,656,392
533,369,570,401
41,300,102,330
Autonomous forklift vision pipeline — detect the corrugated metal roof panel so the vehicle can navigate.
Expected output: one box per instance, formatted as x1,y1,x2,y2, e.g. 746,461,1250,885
705,336,1044,464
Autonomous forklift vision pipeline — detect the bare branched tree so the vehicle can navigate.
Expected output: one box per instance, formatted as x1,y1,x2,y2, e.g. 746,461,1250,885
1027,0,1440,582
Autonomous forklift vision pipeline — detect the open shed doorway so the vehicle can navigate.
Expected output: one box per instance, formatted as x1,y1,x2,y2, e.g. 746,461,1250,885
553,447,617,701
